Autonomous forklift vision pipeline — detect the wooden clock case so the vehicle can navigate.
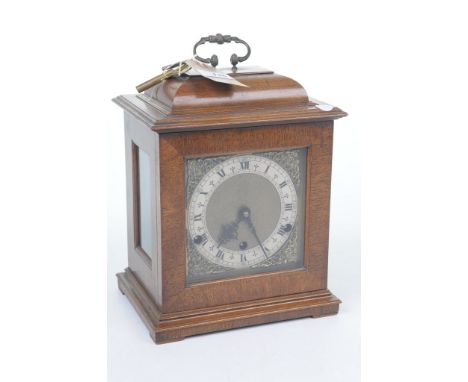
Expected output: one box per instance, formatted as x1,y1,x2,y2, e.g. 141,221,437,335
113,68,347,344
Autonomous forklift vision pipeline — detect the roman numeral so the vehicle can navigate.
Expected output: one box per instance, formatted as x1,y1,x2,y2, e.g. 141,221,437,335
240,161,249,170
216,250,224,259
200,191,208,195
193,214,202,221
240,253,247,262
285,203,293,211
279,181,287,188
217,169,226,177
264,165,270,173
278,224,292,236
278,227,287,236
193,233,208,245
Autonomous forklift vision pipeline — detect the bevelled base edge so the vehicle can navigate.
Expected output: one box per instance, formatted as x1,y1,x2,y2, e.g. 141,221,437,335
117,268,341,344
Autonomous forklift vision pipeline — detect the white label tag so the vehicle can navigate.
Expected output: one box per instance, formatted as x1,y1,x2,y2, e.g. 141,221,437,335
310,97,335,111
185,58,248,87
316,103,334,111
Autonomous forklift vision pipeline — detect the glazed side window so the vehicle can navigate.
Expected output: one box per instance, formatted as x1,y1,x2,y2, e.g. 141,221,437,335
135,145,152,259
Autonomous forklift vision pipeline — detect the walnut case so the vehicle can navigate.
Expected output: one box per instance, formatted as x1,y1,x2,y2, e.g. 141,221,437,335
113,68,347,343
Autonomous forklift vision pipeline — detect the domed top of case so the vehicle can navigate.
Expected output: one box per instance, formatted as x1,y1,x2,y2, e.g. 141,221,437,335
113,67,346,133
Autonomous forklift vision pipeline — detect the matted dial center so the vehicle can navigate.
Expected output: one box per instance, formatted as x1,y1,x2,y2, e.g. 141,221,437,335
206,173,281,252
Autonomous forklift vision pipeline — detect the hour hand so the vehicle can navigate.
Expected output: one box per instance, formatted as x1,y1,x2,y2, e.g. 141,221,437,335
217,220,239,246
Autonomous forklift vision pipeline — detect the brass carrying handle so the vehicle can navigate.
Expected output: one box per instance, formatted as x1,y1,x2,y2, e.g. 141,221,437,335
193,33,251,69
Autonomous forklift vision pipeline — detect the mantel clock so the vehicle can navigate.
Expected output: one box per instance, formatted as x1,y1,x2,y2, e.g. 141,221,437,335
113,35,347,343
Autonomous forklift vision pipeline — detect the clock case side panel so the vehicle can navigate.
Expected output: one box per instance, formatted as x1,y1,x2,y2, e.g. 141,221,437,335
158,122,335,313
122,112,163,307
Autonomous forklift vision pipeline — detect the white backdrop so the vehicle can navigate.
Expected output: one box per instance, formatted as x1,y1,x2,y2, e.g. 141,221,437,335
2,1,467,382
106,18,360,382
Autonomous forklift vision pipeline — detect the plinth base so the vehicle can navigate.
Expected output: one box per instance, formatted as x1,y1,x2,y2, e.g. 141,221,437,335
117,268,341,344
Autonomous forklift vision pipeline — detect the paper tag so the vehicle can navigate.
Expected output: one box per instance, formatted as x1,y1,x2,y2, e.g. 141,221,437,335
185,58,248,87
316,103,334,111
310,97,335,111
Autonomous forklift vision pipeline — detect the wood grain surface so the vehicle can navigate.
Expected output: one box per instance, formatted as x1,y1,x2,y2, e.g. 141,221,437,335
114,70,346,343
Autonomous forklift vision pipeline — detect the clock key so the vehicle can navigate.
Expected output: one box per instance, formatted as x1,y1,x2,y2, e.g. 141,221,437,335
136,61,191,93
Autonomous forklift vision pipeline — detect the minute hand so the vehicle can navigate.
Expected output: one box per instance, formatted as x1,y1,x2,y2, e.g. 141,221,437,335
246,217,268,257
